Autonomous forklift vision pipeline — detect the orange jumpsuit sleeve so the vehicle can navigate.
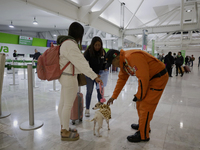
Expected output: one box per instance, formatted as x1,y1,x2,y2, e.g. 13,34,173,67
111,69,129,99
130,54,149,100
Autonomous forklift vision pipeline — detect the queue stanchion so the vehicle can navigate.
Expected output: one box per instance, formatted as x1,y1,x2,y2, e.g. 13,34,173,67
20,64,43,130
49,80,59,91
32,61,38,88
21,60,26,80
0,54,11,119
10,60,18,85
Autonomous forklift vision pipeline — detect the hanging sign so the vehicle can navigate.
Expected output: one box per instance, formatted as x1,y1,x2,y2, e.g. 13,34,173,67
19,36,33,46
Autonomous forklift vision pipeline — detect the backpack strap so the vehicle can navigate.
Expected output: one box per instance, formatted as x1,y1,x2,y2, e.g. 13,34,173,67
61,62,71,72
60,39,76,76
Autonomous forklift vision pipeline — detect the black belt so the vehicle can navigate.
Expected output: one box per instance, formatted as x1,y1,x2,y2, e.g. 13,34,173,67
150,68,167,81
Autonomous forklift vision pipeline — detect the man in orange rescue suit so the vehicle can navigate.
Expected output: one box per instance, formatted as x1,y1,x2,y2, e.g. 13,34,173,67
106,49,168,143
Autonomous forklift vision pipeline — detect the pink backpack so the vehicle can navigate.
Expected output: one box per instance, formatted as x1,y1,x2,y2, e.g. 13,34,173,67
37,40,72,81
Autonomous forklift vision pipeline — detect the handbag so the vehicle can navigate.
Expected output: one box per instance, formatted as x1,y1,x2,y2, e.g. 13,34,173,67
77,74,87,86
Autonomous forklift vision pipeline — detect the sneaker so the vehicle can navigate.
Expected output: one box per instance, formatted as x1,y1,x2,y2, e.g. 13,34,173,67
85,109,90,117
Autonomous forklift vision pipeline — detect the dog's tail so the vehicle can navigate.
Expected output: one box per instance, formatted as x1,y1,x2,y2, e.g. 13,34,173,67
90,118,95,122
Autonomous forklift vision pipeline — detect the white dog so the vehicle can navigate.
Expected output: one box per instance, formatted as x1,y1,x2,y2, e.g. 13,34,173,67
91,102,111,137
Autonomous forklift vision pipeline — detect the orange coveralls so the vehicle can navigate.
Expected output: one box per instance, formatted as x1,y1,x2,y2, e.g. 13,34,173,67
111,49,168,140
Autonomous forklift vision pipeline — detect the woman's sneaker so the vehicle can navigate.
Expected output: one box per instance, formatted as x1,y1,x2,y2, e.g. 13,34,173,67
85,109,90,117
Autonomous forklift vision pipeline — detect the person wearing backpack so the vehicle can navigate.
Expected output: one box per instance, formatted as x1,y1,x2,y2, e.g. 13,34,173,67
84,36,108,117
57,22,102,141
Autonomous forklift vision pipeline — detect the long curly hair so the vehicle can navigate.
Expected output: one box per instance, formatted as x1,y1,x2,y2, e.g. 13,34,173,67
85,36,104,57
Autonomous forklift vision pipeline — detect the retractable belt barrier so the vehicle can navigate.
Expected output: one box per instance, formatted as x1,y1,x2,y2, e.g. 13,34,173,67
6,59,38,63
5,64,37,86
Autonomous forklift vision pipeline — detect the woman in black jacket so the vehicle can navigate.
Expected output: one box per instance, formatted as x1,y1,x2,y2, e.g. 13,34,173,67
175,51,184,77
84,36,106,117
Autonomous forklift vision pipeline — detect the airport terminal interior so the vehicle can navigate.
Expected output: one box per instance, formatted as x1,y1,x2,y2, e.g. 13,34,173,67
0,0,200,150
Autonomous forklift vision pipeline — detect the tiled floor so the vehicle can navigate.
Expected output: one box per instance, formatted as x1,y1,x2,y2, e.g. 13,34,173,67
0,66,200,150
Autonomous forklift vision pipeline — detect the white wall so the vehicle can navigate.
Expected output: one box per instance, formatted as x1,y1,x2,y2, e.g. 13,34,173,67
0,43,48,60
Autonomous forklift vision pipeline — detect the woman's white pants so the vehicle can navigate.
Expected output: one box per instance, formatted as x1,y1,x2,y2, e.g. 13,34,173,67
58,74,78,130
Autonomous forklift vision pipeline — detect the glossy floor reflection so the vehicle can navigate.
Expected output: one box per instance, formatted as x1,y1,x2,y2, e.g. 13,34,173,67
0,66,200,150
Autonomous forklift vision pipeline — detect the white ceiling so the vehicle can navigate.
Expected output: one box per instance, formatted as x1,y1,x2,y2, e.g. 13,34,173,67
1,0,200,51
0,0,185,32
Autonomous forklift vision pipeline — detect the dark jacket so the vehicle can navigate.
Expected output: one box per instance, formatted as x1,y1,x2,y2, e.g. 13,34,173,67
84,50,106,74
175,55,184,66
13,53,17,57
33,52,41,60
164,54,174,67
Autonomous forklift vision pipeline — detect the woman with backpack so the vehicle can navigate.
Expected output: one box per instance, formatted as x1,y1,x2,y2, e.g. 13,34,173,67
84,36,108,117
57,22,102,141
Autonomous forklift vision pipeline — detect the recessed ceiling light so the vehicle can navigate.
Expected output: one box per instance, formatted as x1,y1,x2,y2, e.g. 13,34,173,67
33,17,38,25
53,34,57,36
186,10,192,13
9,21,14,28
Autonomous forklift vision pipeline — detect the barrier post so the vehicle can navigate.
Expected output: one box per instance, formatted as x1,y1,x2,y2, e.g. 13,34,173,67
21,60,26,80
19,64,43,130
10,60,18,85
49,80,59,91
0,54,11,119
32,61,38,88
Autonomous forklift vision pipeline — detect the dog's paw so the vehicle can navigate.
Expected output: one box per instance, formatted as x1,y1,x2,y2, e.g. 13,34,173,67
108,128,110,130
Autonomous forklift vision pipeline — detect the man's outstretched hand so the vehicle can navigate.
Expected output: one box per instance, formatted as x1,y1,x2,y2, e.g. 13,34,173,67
107,97,115,106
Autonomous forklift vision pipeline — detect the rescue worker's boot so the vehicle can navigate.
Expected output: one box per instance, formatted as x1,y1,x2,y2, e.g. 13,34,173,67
131,124,151,133
127,131,150,143
131,124,139,130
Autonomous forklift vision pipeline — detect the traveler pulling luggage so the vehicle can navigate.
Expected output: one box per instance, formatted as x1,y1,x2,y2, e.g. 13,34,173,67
184,65,191,73
70,88,84,125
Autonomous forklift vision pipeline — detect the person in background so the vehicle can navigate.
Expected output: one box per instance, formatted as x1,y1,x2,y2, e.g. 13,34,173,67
157,53,162,61
190,55,195,67
33,49,41,61
106,49,168,143
84,36,107,117
161,54,165,62
185,56,189,66
13,50,17,58
33,49,41,71
164,52,174,77
175,52,184,77
57,22,102,141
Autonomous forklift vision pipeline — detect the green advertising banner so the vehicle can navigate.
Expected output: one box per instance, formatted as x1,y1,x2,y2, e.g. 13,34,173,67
152,40,155,57
181,50,185,63
19,36,33,46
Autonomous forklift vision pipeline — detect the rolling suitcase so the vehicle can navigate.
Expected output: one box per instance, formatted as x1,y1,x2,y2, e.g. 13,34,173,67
184,65,191,73
70,91,83,125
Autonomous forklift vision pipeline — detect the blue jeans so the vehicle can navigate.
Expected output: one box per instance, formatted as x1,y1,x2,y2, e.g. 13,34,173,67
85,76,102,109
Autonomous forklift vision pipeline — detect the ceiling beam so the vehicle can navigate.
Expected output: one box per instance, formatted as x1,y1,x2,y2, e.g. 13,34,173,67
78,0,98,21
140,6,180,27
89,0,114,25
180,0,184,30
167,11,180,25
124,23,198,35
124,0,144,30
20,0,120,37
150,39,200,45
